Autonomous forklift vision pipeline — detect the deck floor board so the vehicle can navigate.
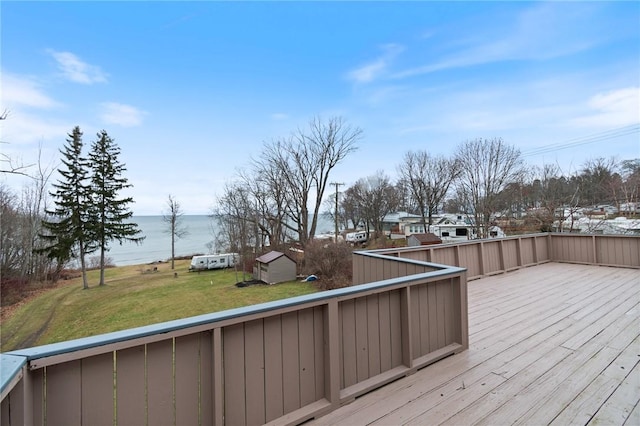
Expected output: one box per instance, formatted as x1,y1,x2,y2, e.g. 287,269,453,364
309,263,640,426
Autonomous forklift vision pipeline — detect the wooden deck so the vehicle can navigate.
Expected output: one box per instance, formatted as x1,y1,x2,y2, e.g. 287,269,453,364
309,263,640,426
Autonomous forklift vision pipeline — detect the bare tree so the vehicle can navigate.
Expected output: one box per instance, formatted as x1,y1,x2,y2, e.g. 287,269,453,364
397,150,460,229
0,148,34,176
243,162,292,250
1,145,57,288
0,110,35,176
455,138,525,238
163,194,189,269
349,171,400,237
260,116,361,246
619,159,640,207
213,181,260,282
340,185,365,231
579,157,618,207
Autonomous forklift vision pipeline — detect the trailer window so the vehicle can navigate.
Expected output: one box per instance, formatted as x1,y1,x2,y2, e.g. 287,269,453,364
455,228,468,236
220,258,225,263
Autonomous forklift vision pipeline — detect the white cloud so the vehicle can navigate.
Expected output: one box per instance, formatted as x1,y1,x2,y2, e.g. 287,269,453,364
0,109,73,150
393,3,601,79
48,50,108,84
347,44,405,84
100,102,147,127
1,72,60,109
271,113,289,120
570,87,640,128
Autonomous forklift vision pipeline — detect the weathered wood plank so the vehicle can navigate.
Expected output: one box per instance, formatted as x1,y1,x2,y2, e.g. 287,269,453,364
547,335,640,425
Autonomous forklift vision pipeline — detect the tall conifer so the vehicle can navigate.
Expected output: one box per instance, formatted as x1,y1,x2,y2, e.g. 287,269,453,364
88,130,144,285
40,126,95,289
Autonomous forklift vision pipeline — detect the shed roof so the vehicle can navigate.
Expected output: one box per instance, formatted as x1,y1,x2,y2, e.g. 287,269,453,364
409,233,442,244
255,251,291,264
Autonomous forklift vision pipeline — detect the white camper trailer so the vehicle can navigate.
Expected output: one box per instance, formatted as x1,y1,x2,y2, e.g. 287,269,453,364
345,231,368,244
189,253,238,271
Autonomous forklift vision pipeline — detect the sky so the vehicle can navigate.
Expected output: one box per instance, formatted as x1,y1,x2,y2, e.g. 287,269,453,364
1,1,639,215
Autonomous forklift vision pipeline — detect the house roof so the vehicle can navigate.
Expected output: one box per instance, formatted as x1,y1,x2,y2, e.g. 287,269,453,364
382,211,422,223
255,251,292,264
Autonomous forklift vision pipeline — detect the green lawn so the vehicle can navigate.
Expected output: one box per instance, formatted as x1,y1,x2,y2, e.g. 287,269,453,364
0,260,318,352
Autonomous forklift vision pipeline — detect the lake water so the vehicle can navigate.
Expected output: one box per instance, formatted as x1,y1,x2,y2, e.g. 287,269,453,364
106,215,335,266
105,216,216,266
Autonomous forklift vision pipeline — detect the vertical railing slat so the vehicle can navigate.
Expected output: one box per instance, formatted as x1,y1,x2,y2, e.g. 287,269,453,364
46,360,81,425
81,352,114,426
264,315,284,422
116,345,145,425
313,306,325,401
244,319,266,425
298,309,316,407
366,295,381,377
146,339,174,426
223,324,246,426
281,312,301,414
175,334,202,426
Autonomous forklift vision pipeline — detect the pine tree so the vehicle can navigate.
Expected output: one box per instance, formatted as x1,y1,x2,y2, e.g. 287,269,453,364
39,126,95,289
88,130,144,285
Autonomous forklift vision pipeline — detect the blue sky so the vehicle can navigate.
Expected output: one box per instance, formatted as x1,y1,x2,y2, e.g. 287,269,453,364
2,1,639,215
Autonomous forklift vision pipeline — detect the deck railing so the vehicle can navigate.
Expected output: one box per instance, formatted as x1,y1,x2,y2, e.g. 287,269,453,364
1,233,638,425
362,233,638,280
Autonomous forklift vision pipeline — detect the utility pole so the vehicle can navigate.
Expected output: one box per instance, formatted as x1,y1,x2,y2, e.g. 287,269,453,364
331,182,344,242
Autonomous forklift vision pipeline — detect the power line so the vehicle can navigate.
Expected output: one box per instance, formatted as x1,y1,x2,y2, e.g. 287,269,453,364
521,123,640,157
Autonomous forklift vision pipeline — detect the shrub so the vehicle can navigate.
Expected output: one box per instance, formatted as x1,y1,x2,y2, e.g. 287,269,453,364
303,241,353,290
87,255,115,270
0,276,29,306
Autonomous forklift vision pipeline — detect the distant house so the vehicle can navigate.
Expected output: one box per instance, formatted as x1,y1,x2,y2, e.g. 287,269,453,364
407,233,442,247
253,251,297,284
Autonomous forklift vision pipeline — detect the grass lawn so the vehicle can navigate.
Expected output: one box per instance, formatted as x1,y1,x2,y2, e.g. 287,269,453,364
0,259,318,352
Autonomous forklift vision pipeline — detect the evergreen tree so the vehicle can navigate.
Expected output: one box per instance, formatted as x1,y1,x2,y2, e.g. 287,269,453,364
88,130,144,285
39,126,95,289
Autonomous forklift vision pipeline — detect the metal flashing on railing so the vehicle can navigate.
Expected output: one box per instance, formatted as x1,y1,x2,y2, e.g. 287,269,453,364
0,354,26,400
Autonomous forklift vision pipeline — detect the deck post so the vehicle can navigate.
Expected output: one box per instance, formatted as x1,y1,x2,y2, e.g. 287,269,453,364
400,287,413,369
458,273,469,350
478,242,485,277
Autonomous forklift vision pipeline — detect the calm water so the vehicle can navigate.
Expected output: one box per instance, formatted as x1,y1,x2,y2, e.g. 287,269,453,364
106,216,217,266
106,215,335,266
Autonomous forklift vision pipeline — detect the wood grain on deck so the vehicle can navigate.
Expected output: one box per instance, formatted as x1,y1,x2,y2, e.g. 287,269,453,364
310,263,640,426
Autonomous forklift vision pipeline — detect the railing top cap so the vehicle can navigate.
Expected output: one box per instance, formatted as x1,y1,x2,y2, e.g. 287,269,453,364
5,257,464,361
0,354,26,396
